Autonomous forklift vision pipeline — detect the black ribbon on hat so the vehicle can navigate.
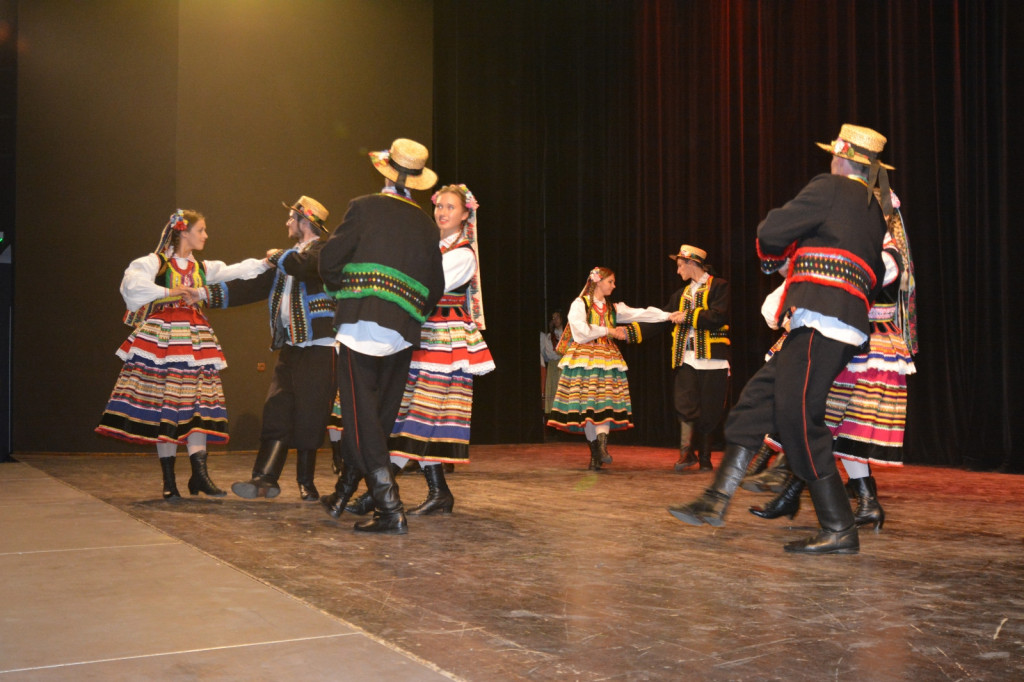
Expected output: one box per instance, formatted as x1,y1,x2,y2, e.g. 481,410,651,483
866,161,893,219
389,157,423,193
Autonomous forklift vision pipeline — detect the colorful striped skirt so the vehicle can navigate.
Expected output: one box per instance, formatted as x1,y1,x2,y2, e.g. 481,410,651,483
95,305,230,445
389,296,494,463
546,337,632,434
826,311,916,466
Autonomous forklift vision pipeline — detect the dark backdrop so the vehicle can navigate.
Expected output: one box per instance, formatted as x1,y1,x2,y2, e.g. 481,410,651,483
12,0,432,453
429,0,1022,470
10,1,1022,470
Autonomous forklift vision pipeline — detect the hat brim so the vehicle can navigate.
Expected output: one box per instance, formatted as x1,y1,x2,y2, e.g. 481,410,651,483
282,201,328,232
816,142,895,170
369,150,438,190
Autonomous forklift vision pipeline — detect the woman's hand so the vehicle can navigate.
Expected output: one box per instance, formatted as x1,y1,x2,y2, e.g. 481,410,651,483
608,326,628,340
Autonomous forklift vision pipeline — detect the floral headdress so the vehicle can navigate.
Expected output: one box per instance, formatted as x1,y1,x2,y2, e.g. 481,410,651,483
432,184,485,329
579,266,613,299
154,209,191,257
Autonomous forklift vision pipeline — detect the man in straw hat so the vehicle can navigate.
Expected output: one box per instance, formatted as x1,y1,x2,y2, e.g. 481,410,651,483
197,196,338,503
667,124,890,555
662,244,731,474
318,139,445,535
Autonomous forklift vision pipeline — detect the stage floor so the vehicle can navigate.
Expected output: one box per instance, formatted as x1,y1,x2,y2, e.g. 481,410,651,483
6,444,1023,680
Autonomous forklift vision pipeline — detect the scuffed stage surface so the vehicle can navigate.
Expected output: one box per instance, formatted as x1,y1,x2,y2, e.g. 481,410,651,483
19,444,1024,680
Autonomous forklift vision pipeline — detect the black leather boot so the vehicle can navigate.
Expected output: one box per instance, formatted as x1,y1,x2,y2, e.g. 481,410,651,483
160,456,180,501
749,473,805,519
321,457,362,519
746,439,776,476
667,443,757,526
296,449,319,501
596,433,612,464
674,421,698,472
330,439,344,476
231,440,288,499
408,464,454,515
741,452,790,493
345,463,402,515
187,451,226,496
697,433,714,472
850,476,885,531
784,473,859,554
353,466,407,535
587,439,603,471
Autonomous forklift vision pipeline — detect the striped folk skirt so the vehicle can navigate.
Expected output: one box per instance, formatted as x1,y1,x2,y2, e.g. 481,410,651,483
389,296,495,463
546,337,632,434
826,311,916,466
95,305,230,445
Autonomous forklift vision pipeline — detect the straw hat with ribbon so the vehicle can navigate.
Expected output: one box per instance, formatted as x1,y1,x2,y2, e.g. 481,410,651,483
668,244,707,266
282,196,329,233
817,124,895,217
369,138,438,192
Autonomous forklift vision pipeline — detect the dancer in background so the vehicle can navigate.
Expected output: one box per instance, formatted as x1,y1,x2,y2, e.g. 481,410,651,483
541,310,565,420
96,209,268,500
662,244,731,473
546,266,682,470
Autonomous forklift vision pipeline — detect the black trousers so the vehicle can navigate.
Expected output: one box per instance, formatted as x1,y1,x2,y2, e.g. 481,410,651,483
335,345,414,475
723,327,857,482
259,344,336,450
672,364,729,435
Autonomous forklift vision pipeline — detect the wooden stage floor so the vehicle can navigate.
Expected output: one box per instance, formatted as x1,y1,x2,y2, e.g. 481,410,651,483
12,443,1024,680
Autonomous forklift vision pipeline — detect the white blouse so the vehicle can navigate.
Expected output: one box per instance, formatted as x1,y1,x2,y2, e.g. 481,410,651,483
119,253,268,311
566,297,671,344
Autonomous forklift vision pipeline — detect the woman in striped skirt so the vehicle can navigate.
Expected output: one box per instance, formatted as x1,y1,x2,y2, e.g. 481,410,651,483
547,267,681,470
376,184,495,515
96,210,268,500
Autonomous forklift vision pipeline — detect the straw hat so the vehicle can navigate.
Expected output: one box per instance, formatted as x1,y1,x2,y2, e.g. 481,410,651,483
282,196,329,232
368,138,438,191
668,244,707,265
816,124,894,170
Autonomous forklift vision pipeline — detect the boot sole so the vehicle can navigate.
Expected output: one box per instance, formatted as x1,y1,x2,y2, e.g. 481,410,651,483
231,482,281,499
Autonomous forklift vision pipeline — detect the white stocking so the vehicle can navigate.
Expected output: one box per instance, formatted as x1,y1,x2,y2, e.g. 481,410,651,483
156,443,177,459
841,459,870,480
186,432,207,456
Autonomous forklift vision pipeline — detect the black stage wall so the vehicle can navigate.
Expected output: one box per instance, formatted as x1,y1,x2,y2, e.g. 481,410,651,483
10,1,1023,470
12,0,433,453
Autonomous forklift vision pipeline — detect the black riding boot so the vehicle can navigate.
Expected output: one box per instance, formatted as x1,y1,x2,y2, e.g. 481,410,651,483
408,464,455,515
160,456,180,501
321,456,362,519
749,473,805,520
784,473,859,554
746,439,776,476
187,451,226,496
231,440,288,499
345,462,402,515
667,443,757,526
296,449,319,501
850,475,885,531
741,451,790,493
697,433,714,472
597,432,612,463
587,439,603,471
330,439,344,476
353,467,407,535
674,421,698,472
